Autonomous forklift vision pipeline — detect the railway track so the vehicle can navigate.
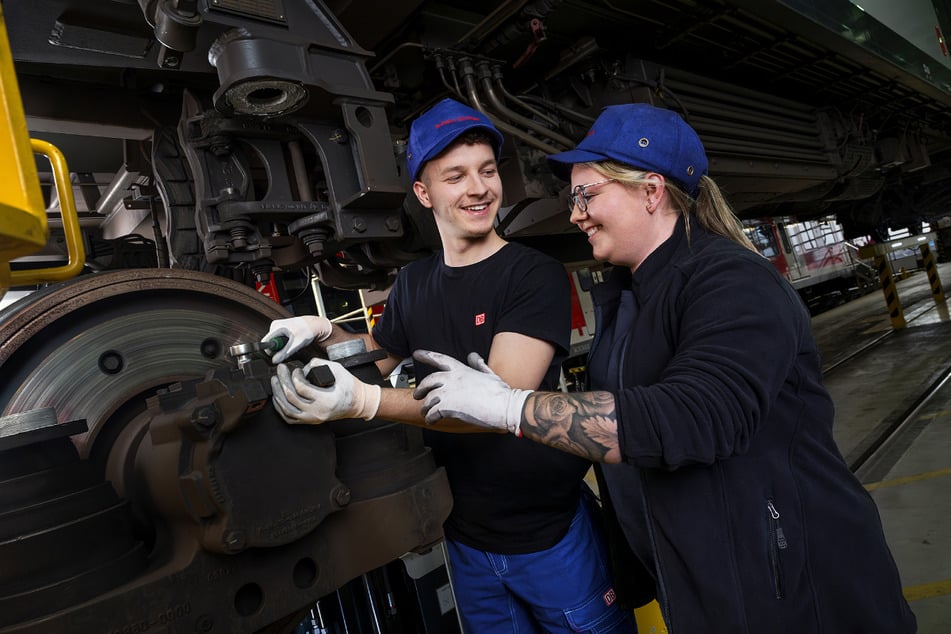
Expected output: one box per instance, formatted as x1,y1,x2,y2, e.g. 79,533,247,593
853,365,951,482
811,265,951,476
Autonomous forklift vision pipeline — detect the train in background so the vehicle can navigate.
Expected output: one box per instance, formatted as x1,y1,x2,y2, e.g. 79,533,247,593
744,215,951,314
744,216,880,314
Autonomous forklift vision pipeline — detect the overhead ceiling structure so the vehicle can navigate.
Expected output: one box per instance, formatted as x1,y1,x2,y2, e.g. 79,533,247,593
6,0,951,282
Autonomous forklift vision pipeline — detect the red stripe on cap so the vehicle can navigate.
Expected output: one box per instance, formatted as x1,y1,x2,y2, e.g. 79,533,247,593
435,115,481,128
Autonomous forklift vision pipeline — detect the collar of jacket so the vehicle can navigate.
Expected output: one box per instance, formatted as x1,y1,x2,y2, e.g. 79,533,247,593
592,213,692,305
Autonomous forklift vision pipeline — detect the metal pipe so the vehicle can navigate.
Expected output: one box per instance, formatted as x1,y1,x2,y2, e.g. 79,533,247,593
335,590,350,634
145,208,167,268
661,76,817,118
600,0,655,21
287,140,312,201
369,41,425,74
477,63,574,148
461,69,561,154
47,216,103,229
493,71,559,127
456,0,530,48
690,118,827,151
518,95,596,126
703,140,832,162
673,97,823,137
361,574,383,634
435,55,464,100
94,166,138,215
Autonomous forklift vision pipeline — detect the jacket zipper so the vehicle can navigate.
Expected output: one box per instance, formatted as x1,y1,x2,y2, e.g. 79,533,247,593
767,499,787,599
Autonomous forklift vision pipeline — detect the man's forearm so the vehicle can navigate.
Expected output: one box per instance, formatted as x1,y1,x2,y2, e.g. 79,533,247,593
378,386,500,434
521,391,622,463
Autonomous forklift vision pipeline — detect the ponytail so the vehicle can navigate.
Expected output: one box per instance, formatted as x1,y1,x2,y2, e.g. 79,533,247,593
691,175,757,253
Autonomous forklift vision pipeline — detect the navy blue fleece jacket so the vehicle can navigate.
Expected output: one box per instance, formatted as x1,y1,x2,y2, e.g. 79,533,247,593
592,215,915,633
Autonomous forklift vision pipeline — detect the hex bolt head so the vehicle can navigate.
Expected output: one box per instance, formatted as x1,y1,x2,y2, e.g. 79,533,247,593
191,405,220,431
333,486,351,507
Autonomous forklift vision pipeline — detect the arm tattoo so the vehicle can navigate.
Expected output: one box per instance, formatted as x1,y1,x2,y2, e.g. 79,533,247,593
521,391,621,463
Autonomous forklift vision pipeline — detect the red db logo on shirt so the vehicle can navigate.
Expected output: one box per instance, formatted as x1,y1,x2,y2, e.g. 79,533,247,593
603,588,616,607
474,313,486,326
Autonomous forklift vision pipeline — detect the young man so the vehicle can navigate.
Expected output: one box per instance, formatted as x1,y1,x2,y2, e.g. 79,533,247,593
265,98,635,633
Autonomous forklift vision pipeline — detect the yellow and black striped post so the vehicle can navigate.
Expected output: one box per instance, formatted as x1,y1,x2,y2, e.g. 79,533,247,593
875,253,906,329
919,242,945,304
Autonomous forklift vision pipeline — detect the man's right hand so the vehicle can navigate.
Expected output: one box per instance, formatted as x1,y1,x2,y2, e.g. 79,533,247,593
271,358,381,424
262,316,334,363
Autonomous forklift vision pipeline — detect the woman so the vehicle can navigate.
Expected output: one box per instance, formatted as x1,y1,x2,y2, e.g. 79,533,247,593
412,103,917,633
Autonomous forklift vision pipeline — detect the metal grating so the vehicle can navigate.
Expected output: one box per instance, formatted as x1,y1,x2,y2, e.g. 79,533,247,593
209,0,287,22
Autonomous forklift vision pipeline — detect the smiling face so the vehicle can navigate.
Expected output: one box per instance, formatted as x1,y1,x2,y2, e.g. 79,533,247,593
568,164,675,271
413,139,504,256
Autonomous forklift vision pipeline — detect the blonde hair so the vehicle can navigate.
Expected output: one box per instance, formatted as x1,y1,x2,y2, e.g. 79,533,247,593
581,161,757,253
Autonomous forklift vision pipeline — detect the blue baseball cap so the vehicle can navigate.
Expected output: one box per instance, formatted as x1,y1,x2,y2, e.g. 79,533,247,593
406,98,504,182
547,103,708,196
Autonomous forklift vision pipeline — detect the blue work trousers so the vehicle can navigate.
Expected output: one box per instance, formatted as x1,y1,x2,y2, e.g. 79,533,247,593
446,497,636,633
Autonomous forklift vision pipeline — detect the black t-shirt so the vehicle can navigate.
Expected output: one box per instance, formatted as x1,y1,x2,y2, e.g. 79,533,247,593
373,242,591,554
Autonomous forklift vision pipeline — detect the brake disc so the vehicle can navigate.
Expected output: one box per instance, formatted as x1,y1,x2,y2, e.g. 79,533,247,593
0,269,453,633
0,269,288,458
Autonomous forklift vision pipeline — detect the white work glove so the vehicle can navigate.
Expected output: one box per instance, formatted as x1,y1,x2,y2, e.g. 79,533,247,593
412,350,531,435
271,358,381,424
262,316,334,363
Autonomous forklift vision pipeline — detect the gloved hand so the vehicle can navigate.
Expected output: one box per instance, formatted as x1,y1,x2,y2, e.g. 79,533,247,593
271,358,381,424
412,350,531,435
262,316,334,363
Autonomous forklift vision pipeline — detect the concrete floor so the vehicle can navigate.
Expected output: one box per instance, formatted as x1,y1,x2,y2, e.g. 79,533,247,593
816,262,951,633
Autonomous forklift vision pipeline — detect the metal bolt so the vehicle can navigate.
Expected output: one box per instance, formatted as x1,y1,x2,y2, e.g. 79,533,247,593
222,530,246,552
200,339,221,359
229,226,248,249
191,406,220,431
329,129,348,144
301,231,328,257
384,216,401,232
195,615,214,632
156,45,180,70
98,350,124,375
352,217,367,233
211,142,231,157
333,486,351,507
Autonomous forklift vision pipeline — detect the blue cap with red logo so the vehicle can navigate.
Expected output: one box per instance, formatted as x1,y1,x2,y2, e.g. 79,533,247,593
407,98,504,181
547,103,708,196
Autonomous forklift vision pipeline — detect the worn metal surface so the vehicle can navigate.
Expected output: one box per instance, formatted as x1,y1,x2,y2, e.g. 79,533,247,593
0,269,452,633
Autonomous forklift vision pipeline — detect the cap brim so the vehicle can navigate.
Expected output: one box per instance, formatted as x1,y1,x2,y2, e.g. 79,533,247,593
546,148,610,181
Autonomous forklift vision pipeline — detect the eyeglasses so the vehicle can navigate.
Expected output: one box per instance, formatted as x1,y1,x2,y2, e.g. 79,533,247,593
568,179,616,213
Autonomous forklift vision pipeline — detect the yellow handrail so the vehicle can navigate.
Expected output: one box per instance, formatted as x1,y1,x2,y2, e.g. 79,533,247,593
0,4,85,296
8,139,86,284
0,2,46,296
